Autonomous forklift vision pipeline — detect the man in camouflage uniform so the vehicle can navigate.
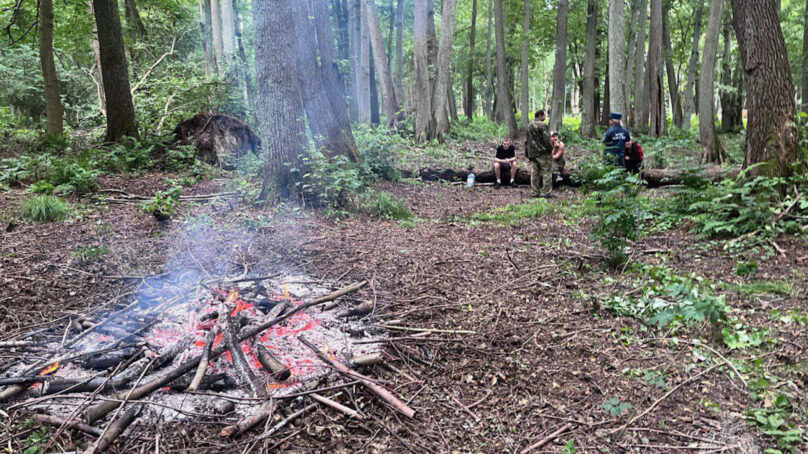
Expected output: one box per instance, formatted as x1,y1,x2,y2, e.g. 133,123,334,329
525,110,555,198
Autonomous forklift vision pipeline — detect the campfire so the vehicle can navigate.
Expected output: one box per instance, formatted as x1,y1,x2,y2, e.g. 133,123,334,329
0,273,413,451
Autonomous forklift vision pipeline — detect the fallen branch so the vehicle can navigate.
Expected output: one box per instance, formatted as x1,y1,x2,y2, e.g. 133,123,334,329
31,413,104,437
187,328,217,392
0,340,45,348
220,401,274,438
254,343,291,381
82,405,140,454
377,325,475,335
309,393,362,419
520,423,573,454
223,316,265,397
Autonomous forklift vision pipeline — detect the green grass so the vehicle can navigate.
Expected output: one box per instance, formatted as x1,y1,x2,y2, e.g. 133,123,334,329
17,195,71,222
723,280,795,296
470,199,551,224
360,190,413,220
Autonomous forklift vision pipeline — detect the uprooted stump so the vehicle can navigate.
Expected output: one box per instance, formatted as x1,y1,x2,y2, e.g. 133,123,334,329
173,113,261,166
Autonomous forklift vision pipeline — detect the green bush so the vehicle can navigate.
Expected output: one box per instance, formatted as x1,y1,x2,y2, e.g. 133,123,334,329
588,167,645,267
359,190,412,220
448,117,507,141
17,195,71,222
353,126,402,181
140,186,182,218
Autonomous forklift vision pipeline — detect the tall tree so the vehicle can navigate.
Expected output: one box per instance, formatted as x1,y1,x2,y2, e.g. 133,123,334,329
484,0,494,119
413,0,433,142
123,0,147,40
464,0,478,119
494,0,517,138
683,0,703,126
802,0,808,110
395,0,404,101
698,0,723,163
433,0,458,141
731,0,797,175
580,0,599,137
519,0,532,130
662,0,683,128
197,0,217,76
624,0,639,121
39,0,63,136
632,0,647,128
348,0,360,120
88,0,106,116
719,17,741,133
608,0,627,117
254,0,306,201
219,0,236,59
209,0,224,69
358,0,372,124
364,0,402,127
644,0,663,136
93,0,138,142
550,0,568,133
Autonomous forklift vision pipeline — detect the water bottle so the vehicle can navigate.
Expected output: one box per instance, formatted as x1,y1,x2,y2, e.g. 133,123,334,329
466,171,475,188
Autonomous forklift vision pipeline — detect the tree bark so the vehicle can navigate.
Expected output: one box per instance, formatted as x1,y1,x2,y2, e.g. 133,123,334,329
484,0,494,120
93,0,138,142
802,0,808,110
645,0,664,136
39,0,63,136
731,0,797,176
699,0,723,163
580,0,599,137
624,0,639,122
550,0,568,133
198,0,217,76
254,0,307,201
219,0,236,60
348,0,360,120
358,0,372,124
632,0,647,129
683,0,703,126
88,0,106,117
210,0,224,69
602,47,611,125
518,0,531,130
395,0,404,101
719,17,737,132
123,0,147,40
608,0,627,117
427,0,438,88
662,1,683,129
369,55,380,125
494,0,517,138
364,0,401,128
465,0,478,119
448,73,459,122
432,0,458,140
413,0,433,142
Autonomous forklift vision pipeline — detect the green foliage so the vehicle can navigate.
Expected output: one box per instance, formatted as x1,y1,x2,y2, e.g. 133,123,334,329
17,195,71,222
721,323,768,350
448,117,507,142
601,397,631,416
724,280,794,297
140,186,182,217
299,150,364,209
735,259,759,277
747,394,805,452
353,126,402,181
71,245,110,263
562,439,577,454
359,190,413,220
470,199,551,224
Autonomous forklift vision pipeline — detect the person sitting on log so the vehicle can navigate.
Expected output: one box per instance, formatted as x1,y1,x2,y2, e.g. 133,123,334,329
624,138,644,175
550,131,566,183
493,137,518,188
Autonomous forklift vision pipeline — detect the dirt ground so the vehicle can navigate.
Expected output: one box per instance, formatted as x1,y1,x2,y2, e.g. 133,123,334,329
1,154,806,453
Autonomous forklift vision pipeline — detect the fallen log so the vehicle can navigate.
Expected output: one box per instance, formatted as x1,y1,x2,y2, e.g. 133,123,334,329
169,373,237,392
220,401,274,438
187,328,217,392
309,392,362,419
32,413,104,437
298,336,415,419
418,165,741,188
254,343,291,381
0,340,46,349
352,352,385,367
83,405,140,454
223,316,265,397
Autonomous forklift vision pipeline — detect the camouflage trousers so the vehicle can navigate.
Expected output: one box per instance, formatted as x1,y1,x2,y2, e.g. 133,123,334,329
529,154,553,197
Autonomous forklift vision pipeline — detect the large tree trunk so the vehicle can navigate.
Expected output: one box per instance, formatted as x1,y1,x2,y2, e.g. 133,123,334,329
219,0,236,60
602,48,611,125
731,0,797,176
348,0,360,120
465,0,478,119
683,0,704,126
432,0,458,141
364,0,402,128
358,0,372,124
719,18,740,133
802,0,808,111
88,0,106,117
632,0,647,129
123,0,147,40
369,55,380,125
210,0,224,69
646,0,664,136
39,0,63,136
550,0,568,133
580,0,599,137
518,0,531,130
699,0,723,163
448,74,459,122
395,0,404,102
484,0,494,120
198,0,217,76
662,1,683,129
312,0,358,161
427,0,438,89
624,0,639,122
608,0,627,117
254,0,307,201
413,0,433,142
494,0,517,138
93,0,138,142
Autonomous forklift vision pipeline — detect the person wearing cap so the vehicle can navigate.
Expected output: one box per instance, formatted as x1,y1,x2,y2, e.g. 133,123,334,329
603,112,631,168
525,110,555,198
550,131,565,183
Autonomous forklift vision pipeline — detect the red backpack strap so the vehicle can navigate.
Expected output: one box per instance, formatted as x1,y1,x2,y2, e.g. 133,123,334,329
636,143,643,160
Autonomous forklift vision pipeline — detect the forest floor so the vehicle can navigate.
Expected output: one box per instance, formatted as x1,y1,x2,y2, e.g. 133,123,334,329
1,139,806,453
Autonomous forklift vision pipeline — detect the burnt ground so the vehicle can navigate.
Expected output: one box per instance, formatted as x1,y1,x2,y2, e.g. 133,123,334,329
1,152,807,453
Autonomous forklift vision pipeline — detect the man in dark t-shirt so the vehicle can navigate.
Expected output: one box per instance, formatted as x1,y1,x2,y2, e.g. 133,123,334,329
493,137,518,188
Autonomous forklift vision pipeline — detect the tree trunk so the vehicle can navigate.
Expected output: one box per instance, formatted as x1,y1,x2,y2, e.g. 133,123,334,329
602,48,611,125
364,0,402,128
518,0,531,131
431,0,458,140
608,0,627,117
88,0,107,116
624,0,639,122
198,0,217,76
719,17,736,132
427,0,438,89
93,0,138,142
802,0,808,111
645,0,663,136
484,0,494,120
494,0,517,138
312,0,358,161
731,0,797,176
232,0,251,111
465,0,478,119
395,0,404,101
550,0,568,133
39,0,63,136
254,0,307,201
448,73,459,122
348,0,360,120
386,0,394,68
123,0,147,40
370,55,380,125
632,0,647,129
662,1,683,129
210,0,224,69
699,0,723,163
358,0,372,124
219,0,236,60
580,0,599,137
683,0,703,126
413,0,433,142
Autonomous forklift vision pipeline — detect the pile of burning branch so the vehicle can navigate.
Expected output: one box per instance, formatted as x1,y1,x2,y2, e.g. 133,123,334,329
0,274,414,452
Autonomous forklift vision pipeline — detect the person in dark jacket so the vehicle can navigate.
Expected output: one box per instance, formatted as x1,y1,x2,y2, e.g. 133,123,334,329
603,112,630,168
624,139,644,174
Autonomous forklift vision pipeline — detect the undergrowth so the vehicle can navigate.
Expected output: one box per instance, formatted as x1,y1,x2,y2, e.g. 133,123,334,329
17,194,71,222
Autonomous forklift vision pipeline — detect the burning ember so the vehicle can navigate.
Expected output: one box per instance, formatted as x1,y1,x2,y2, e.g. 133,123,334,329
39,363,59,376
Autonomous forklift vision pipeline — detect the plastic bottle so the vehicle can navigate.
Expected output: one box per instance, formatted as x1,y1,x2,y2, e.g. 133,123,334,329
466,171,475,188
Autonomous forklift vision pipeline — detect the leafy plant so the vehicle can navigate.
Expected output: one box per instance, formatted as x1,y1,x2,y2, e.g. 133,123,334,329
17,195,71,222
359,190,412,220
71,245,110,263
722,324,768,350
140,186,182,218
601,397,631,416
747,394,804,452
470,199,551,224
735,259,759,277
